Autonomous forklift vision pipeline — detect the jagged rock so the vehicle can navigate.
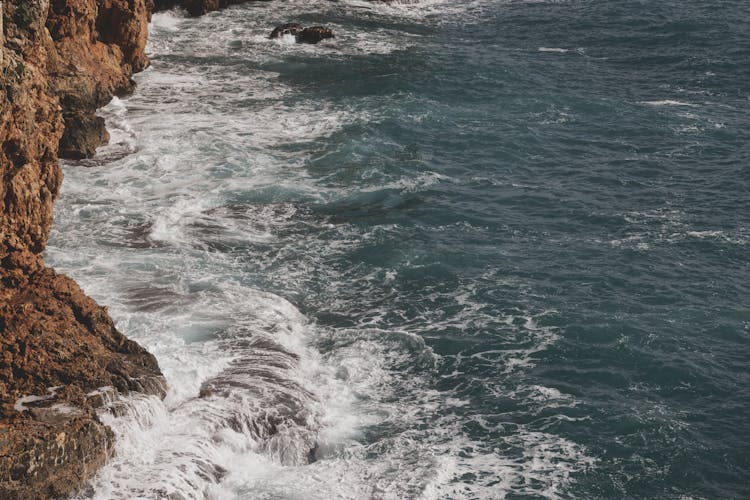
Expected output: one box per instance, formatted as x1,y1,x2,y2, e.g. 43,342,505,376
48,0,149,159
0,268,166,410
1,0,262,495
58,112,110,159
183,0,221,16
269,24,335,44
0,0,165,497
0,416,115,499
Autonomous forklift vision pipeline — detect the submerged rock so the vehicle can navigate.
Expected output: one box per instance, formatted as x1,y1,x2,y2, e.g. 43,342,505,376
269,24,335,44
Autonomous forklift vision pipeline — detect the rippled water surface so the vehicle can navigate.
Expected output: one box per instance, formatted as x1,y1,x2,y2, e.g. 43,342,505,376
47,0,750,497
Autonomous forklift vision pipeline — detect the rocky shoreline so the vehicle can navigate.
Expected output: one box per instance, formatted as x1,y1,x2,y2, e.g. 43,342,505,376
0,0,357,496
0,0,244,497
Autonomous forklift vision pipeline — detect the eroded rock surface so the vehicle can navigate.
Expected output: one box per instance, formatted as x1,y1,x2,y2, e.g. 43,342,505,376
1,1,164,497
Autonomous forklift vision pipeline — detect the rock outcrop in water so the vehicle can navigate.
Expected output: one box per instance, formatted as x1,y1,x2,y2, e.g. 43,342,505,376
297,26,334,44
269,23,335,44
0,0,164,497
269,22,304,39
2,0,331,495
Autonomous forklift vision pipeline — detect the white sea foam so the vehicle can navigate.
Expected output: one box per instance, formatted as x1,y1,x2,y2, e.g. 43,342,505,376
639,100,697,107
357,170,453,194
14,395,50,412
47,0,597,496
13,386,63,412
72,285,348,499
150,10,185,32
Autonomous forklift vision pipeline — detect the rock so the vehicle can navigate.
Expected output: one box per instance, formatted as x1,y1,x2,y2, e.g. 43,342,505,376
58,112,110,160
0,417,115,499
48,0,150,159
297,26,335,44
269,23,304,39
183,0,221,16
269,24,335,44
1,0,261,495
0,0,166,497
0,267,167,498
0,268,167,406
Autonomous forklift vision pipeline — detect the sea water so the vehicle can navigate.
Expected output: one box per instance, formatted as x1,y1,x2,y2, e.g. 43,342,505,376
46,0,750,497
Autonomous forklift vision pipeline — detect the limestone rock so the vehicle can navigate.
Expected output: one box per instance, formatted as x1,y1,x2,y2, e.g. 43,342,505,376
0,0,165,497
58,112,110,159
0,417,115,499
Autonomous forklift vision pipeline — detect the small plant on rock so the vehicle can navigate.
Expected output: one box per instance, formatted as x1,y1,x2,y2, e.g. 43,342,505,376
14,1,36,29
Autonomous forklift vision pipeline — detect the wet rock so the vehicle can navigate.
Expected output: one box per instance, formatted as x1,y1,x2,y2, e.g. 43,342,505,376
184,0,221,16
269,23,304,39
58,112,110,160
269,24,335,44
0,417,115,499
297,26,335,44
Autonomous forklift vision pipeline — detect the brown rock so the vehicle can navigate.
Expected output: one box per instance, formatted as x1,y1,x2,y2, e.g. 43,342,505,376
0,416,116,499
0,268,166,406
0,0,266,495
58,111,110,159
184,0,221,16
47,0,150,159
297,26,335,44
0,0,165,497
269,24,335,44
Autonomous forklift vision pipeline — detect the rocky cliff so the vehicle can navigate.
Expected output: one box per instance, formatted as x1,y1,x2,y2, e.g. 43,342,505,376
0,0,165,497
1,0,354,495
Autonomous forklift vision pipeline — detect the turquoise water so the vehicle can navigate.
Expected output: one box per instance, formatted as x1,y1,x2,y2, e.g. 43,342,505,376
48,0,750,497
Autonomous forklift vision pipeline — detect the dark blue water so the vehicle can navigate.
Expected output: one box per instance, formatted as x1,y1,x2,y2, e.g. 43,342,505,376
49,0,750,497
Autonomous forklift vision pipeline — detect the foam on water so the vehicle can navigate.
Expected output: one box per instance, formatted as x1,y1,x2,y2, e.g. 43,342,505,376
639,100,697,107
44,0,608,498
72,283,357,498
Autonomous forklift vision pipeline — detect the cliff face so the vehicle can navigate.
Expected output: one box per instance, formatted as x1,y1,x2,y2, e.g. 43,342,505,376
0,0,327,495
0,1,165,497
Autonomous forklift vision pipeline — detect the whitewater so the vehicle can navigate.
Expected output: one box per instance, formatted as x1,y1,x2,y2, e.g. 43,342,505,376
46,0,750,498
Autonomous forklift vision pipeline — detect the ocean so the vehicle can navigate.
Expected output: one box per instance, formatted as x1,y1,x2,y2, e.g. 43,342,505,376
46,0,750,497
